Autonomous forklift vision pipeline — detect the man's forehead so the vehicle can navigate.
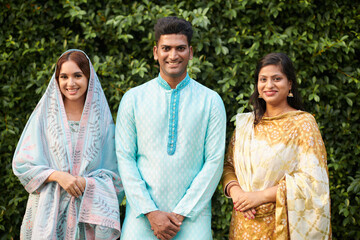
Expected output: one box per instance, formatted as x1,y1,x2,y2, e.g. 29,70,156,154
159,43,188,46
157,34,189,45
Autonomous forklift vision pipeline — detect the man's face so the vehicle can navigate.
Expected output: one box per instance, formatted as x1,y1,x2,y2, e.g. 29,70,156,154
153,34,193,83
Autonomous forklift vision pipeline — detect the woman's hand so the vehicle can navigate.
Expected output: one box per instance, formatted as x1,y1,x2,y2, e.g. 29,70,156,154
230,186,257,219
75,176,86,191
46,171,86,197
231,185,278,214
242,208,256,220
234,191,264,212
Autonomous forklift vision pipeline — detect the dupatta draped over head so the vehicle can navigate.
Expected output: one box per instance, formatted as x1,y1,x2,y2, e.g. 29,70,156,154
13,49,123,239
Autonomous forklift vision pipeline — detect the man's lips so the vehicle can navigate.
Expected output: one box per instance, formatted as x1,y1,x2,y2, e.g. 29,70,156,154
166,61,182,66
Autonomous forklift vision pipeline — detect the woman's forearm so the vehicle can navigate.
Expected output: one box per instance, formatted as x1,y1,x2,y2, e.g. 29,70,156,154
261,185,278,203
45,170,60,183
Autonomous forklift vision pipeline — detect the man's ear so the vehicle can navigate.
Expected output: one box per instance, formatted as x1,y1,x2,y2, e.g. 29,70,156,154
189,46,193,60
153,45,158,61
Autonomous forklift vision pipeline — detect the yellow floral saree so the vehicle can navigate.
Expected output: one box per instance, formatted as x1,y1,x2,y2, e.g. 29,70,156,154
223,111,331,239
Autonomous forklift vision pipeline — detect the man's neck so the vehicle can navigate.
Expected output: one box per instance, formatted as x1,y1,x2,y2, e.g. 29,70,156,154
159,72,187,89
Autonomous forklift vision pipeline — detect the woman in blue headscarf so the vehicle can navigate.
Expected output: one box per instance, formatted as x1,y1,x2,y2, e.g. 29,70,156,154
13,49,124,239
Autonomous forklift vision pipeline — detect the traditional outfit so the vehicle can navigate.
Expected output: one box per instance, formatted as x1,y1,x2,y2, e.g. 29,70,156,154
115,73,226,239
13,50,124,240
223,111,331,239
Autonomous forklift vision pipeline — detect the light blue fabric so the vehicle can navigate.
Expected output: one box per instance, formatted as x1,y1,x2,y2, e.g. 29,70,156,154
115,73,226,240
12,49,124,240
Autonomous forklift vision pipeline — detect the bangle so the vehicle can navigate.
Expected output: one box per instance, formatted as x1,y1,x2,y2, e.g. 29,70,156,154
226,182,240,196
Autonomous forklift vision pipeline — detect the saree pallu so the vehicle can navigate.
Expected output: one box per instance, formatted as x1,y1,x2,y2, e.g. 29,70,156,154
12,49,124,240
223,111,331,239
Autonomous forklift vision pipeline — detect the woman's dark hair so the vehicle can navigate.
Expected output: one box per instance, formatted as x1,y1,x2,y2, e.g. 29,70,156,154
154,16,193,45
55,51,90,81
249,52,304,124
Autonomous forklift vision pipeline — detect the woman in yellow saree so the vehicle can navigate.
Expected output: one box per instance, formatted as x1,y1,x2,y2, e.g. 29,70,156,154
223,53,331,239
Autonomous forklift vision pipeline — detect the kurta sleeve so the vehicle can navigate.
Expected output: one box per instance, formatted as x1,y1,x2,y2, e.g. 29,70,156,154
172,93,226,219
115,92,158,218
222,130,239,197
279,114,331,239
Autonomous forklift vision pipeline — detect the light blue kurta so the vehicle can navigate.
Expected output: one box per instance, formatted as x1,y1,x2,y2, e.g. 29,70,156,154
115,73,226,239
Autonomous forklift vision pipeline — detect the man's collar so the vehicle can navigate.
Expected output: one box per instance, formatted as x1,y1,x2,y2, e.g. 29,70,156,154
156,73,190,90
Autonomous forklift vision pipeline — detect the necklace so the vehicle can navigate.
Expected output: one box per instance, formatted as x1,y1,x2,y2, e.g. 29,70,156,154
264,108,294,118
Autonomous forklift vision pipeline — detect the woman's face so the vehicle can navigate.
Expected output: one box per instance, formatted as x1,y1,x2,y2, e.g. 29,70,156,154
257,64,292,108
58,60,88,103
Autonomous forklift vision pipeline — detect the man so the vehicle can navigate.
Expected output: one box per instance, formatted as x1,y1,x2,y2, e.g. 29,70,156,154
115,16,226,240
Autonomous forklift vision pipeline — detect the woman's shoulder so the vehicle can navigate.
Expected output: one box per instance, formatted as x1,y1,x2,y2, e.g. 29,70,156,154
236,112,254,119
235,112,255,127
289,111,322,135
291,111,317,123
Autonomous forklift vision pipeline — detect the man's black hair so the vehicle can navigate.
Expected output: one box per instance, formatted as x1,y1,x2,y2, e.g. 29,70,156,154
154,16,193,45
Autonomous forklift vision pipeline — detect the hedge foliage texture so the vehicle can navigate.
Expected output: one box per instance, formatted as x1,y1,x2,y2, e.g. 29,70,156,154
1,0,359,239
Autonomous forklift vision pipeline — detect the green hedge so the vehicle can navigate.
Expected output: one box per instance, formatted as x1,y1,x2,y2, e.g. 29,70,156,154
1,0,359,239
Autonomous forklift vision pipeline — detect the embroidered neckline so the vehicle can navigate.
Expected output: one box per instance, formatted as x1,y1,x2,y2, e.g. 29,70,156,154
262,110,303,121
156,73,190,91
156,73,191,155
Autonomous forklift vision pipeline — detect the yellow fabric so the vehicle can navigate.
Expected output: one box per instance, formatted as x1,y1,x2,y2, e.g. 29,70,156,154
223,111,331,239
229,204,276,239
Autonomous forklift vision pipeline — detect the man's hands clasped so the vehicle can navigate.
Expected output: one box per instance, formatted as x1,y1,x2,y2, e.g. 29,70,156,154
146,210,184,240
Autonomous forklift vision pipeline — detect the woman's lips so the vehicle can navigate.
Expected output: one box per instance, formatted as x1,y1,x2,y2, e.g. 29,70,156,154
66,88,79,95
264,91,277,96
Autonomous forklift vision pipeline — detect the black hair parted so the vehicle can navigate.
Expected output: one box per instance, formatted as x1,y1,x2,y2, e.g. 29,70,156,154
154,16,193,45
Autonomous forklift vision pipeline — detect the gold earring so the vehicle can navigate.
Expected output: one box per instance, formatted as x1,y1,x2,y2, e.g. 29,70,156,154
288,90,294,97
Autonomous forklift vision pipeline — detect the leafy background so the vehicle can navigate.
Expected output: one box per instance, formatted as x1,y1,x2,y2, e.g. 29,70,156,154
1,0,359,239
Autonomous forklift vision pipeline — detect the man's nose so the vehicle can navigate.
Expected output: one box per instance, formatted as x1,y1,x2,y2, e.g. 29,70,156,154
169,49,178,59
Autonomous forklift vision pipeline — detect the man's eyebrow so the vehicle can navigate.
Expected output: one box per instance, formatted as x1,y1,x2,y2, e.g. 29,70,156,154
160,44,187,47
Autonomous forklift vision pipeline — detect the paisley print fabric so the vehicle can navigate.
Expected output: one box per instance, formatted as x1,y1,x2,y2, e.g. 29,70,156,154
13,49,124,240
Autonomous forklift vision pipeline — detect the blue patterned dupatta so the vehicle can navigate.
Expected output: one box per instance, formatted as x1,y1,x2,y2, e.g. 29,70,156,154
13,49,124,239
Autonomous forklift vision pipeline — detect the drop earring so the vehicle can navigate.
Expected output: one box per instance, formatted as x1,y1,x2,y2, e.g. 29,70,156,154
288,90,294,97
